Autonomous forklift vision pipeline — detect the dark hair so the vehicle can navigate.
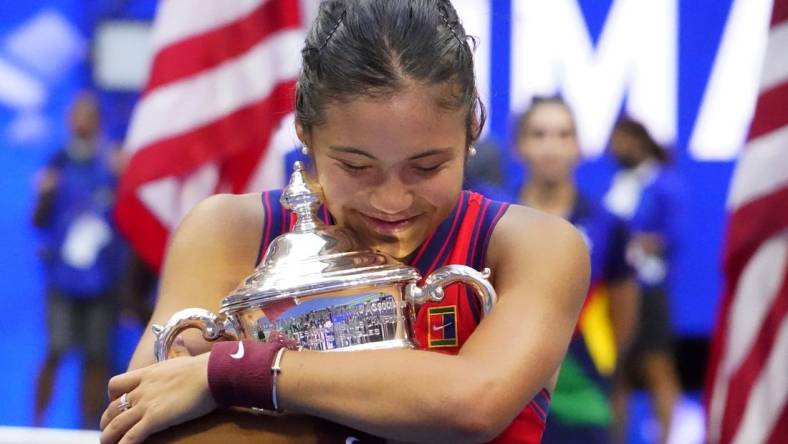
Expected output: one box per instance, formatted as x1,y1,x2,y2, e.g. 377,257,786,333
296,0,485,147
612,117,669,163
515,95,575,139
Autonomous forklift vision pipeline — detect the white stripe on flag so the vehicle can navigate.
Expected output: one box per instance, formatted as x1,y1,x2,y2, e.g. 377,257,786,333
708,231,788,442
126,28,302,154
126,29,302,154
138,163,219,230
244,113,300,193
726,230,788,372
760,22,788,91
733,295,788,444
151,0,267,50
727,125,788,211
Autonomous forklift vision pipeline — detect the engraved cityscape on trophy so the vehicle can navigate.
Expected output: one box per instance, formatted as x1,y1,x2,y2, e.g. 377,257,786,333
255,292,403,350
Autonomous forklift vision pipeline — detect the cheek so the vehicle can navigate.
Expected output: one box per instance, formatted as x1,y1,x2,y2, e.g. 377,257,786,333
418,166,464,213
315,167,356,214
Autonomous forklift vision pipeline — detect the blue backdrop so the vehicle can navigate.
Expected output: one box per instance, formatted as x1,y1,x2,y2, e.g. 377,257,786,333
0,0,745,437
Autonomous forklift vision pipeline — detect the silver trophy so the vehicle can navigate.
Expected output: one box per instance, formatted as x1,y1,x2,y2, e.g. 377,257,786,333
153,162,497,362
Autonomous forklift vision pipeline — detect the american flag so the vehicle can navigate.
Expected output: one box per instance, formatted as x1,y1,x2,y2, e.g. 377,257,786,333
706,0,788,442
115,0,305,270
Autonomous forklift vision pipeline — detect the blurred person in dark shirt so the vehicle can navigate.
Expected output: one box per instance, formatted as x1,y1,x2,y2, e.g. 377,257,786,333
604,117,683,444
31,92,127,429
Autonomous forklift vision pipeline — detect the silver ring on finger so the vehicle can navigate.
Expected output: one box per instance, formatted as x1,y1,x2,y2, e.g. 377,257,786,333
118,392,132,412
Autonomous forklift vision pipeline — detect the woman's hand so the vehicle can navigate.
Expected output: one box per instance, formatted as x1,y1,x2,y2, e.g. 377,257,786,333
100,353,216,444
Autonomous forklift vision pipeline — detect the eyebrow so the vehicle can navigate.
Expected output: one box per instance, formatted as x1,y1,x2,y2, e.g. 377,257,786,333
329,145,453,161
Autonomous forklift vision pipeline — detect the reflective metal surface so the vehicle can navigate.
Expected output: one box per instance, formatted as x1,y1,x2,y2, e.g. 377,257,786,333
154,162,498,361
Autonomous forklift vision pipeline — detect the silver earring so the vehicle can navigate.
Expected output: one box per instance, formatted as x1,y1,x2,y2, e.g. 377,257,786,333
301,145,309,156
468,146,477,157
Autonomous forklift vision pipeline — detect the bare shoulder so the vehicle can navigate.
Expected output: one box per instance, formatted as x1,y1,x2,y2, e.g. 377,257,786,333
160,192,264,302
169,192,263,261
129,192,265,368
487,203,590,301
489,203,588,259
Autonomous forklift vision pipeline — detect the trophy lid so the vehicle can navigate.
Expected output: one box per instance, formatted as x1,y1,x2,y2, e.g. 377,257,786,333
221,162,419,313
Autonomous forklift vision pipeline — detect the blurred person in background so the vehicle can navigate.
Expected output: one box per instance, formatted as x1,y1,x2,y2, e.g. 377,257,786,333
513,97,640,443
31,92,127,429
604,117,683,443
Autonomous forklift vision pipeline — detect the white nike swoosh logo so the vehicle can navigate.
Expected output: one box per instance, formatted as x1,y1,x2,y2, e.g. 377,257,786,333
230,341,245,359
345,437,360,444
432,322,453,332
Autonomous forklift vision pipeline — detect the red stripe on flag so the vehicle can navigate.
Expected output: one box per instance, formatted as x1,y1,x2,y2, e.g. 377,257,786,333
143,0,300,96
723,186,788,283
115,193,170,271
771,0,788,28
120,80,295,195
218,84,296,192
705,185,788,413
718,269,788,444
707,1,788,440
705,284,732,414
766,402,788,444
747,82,788,141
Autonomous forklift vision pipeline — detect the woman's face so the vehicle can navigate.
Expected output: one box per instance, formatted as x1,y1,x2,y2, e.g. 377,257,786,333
299,84,467,260
517,102,579,185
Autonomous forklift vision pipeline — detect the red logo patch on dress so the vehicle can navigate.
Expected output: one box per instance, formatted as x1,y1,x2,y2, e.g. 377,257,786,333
427,305,458,348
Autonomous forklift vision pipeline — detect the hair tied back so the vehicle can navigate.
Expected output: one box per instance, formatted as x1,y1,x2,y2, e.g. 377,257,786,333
320,8,347,51
437,2,464,47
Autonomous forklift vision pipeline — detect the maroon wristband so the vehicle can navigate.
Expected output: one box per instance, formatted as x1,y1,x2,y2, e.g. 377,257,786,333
207,340,284,410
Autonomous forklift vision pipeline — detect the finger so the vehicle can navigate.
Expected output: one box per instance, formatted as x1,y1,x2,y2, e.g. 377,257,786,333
107,372,141,402
100,407,144,444
100,391,131,431
118,415,159,444
99,402,114,431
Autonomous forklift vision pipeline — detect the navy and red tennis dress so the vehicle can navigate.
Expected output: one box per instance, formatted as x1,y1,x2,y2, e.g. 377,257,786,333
256,189,551,443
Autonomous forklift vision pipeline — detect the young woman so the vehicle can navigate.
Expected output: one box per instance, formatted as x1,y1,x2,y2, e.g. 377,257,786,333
512,97,639,443
99,2,589,443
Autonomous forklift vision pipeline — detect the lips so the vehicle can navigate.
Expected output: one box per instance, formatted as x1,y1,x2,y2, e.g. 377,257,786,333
358,213,420,236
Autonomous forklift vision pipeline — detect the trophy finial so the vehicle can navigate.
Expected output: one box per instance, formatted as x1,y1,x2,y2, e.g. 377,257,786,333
281,161,323,233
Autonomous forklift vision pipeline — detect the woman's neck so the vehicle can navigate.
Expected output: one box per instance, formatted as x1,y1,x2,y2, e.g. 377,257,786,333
519,179,576,219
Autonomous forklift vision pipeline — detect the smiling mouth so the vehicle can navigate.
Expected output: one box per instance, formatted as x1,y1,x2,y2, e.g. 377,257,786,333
359,213,420,235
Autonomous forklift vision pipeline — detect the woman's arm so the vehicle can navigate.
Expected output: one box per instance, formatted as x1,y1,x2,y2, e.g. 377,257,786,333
102,205,588,444
276,205,590,442
127,193,263,369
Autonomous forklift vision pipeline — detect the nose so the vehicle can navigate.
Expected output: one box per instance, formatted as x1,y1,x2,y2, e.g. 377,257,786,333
368,173,414,215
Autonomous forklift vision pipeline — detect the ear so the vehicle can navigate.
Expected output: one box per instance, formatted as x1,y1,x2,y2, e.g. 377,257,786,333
295,121,311,147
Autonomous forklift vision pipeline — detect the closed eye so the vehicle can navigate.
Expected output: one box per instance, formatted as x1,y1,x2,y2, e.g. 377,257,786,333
412,162,445,174
338,161,370,171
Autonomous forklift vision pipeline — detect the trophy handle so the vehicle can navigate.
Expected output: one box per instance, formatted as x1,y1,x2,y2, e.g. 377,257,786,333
407,265,497,317
152,308,239,362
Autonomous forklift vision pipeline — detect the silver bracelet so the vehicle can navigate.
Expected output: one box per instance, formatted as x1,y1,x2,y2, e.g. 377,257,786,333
271,347,287,412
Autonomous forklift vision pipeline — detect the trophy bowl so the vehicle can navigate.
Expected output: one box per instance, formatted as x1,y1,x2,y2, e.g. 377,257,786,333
153,162,497,362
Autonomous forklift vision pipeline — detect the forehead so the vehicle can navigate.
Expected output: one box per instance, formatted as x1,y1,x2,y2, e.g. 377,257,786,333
314,84,467,156
72,98,98,116
527,102,573,127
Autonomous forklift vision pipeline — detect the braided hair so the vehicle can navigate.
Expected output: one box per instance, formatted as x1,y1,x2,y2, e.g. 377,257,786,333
296,0,485,148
